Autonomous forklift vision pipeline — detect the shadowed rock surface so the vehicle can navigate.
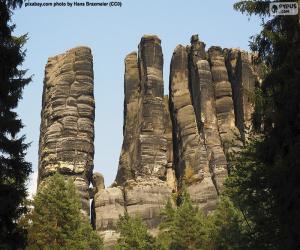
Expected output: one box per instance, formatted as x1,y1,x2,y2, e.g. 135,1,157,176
38,46,94,215
169,44,218,212
225,49,257,140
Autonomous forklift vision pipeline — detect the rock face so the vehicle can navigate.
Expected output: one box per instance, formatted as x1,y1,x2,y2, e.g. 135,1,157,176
225,49,257,140
169,44,218,211
208,46,240,154
93,36,174,248
38,46,94,215
38,35,259,249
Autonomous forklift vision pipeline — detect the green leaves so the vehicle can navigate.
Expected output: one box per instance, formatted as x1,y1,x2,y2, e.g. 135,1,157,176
158,191,210,250
25,174,103,250
232,1,300,248
233,1,270,17
116,213,157,250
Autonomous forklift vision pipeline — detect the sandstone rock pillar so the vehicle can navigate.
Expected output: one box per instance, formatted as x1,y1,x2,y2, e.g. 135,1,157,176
208,46,240,154
169,45,217,212
38,46,94,215
225,49,256,140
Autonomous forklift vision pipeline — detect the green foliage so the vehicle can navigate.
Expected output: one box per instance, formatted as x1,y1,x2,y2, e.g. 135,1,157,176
230,0,300,249
116,213,158,250
25,174,103,250
158,190,211,250
208,196,251,250
225,135,281,249
158,190,253,250
0,1,32,248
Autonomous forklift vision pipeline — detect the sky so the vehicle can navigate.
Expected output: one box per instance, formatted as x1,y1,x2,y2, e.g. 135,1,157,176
12,0,261,196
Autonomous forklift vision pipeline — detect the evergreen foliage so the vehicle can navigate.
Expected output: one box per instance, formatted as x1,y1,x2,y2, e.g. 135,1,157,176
227,1,300,249
116,213,158,250
158,190,251,250
158,190,211,250
25,174,103,250
0,0,32,248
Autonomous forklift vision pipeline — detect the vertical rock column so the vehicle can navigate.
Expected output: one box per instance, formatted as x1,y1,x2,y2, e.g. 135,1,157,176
124,35,171,232
195,59,228,193
38,47,94,215
188,35,207,132
225,49,256,139
137,35,167,178
169,45,217,212
94,36,174,248
115,52,141,184
208,47,240,154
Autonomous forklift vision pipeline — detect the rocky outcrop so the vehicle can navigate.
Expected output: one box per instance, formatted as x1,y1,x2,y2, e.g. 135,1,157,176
169,44,218,211
187,35,228,193
115,52,140,184
208,46,240,154
93,35,174,248
38,47,94,215
38,35,260,249
225,49,257,139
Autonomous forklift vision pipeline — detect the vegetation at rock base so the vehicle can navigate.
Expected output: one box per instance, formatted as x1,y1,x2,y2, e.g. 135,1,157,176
159,191,210,250
116,213,159,250
116,190,249,250
0,0,32,248
156,190,248,250
23,174,103,250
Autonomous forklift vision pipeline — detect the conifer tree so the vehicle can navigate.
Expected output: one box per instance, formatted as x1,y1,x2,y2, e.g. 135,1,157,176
25,174,103,250
208,197,250,250
226,1,300,248
158,190,210,250
0,0,32,248
115,213,158,250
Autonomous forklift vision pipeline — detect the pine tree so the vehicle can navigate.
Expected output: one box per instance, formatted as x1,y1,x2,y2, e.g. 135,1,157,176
0,0,32,248
158,190,210,250
226,1,300,249
115,213,158,250
208,197,250,250
25,174,103,250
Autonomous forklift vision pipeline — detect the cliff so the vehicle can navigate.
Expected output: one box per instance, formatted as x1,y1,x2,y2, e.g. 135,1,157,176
38,35,259,249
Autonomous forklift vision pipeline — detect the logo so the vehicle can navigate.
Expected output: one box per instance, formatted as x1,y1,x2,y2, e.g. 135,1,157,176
270,2,298,15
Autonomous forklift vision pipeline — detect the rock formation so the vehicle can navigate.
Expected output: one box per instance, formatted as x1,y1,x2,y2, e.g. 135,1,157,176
92,35,175,248
225,49,257,140
208,46,240,154
38,35,259,249
169,44,218,211
38,46,94,215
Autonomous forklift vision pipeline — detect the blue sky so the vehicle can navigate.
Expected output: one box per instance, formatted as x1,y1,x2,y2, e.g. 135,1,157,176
13,0,261,195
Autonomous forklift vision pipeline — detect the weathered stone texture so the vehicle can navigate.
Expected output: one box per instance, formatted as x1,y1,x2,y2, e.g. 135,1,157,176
125,177,173,229
195,59,228,193
208,46,240,153
163,96,176,191
38,35,260,249
38,47,94,215
225,49,257,139
169,45,218,211
137,35,168,179
94,36,173,248
115,52,140,184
